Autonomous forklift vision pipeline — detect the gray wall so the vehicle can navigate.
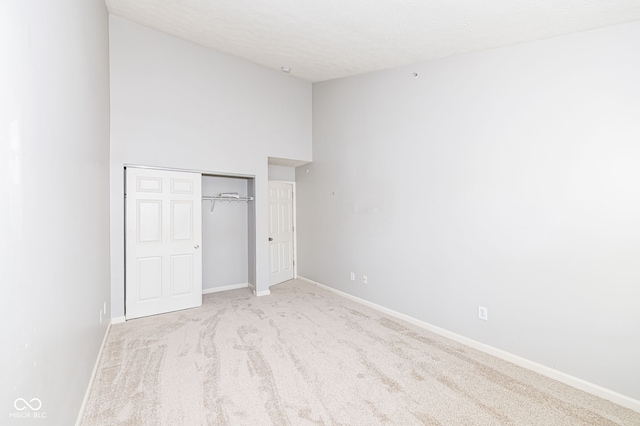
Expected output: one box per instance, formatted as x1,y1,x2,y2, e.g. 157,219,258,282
298,20,640,400
109,16,312,317
0,0,111,424
202,175,250,290
268,165,296,182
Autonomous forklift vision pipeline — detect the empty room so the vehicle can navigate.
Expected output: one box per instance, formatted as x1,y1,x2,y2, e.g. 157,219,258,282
2,0,640,425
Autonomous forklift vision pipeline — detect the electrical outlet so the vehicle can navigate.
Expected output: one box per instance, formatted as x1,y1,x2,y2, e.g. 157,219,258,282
350,272,355,281
362,275,368,284
99,310,103,324
478,306,488,321
103,302,107,315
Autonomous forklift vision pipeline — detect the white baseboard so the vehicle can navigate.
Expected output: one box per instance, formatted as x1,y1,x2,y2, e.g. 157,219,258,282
75,322,111,425
111,316,126,324
254,289,271,297
297,276,640,413
202,283,249,294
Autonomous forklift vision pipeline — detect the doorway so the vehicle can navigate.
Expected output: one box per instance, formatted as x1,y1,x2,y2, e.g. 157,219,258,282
268,181,296,286
201,174,254,293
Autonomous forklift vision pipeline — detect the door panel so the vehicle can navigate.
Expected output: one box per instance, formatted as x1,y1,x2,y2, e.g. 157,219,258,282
269,244,279,273
126,167,202,320
137,176,162,192
282,241,292,267
171,178,193,193
171,201,193,241
138,200,162,242
171,254,193,295
137,257,162,301
268,181,295,286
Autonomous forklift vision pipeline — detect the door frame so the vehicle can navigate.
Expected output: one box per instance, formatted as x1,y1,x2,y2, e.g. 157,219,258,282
268,180,297,283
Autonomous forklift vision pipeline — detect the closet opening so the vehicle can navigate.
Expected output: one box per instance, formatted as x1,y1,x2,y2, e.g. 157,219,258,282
124,166,256,320
201,173,255,295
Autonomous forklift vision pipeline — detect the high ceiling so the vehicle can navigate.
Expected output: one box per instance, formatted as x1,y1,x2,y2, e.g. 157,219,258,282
105,0,640,82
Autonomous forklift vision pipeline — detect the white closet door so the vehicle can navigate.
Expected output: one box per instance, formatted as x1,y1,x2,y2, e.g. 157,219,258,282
268,181,295,286
126,167,202,320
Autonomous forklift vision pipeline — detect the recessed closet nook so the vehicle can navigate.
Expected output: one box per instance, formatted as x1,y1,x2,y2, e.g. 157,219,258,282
124,163,298,320
124,167,256,320
201,174,254,294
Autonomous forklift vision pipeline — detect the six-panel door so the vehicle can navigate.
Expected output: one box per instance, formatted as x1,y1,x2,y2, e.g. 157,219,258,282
126,167,202,319
269,181,295,286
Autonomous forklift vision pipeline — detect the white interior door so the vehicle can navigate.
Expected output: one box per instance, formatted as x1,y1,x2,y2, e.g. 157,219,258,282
126,167,202,320
268,181,295,286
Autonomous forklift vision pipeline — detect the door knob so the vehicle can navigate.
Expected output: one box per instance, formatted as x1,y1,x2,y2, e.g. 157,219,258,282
268,237,273,241
194,244,200,249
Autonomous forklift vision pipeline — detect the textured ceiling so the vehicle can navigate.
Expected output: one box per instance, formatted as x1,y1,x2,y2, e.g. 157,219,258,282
105,0,640,82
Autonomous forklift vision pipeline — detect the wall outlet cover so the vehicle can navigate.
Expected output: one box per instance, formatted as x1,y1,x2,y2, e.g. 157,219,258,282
478,306,488,321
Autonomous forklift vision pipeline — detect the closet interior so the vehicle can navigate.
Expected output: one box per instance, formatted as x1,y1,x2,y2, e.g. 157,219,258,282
201,174,255,293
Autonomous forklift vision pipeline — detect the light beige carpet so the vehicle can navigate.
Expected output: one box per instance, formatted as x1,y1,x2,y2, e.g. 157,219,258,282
81,279,640,425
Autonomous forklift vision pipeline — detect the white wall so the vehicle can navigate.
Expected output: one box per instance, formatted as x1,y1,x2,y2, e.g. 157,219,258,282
299,20,640,401
202,175,249,290
0,0,111,424
268,165,296,182
109,16,312,317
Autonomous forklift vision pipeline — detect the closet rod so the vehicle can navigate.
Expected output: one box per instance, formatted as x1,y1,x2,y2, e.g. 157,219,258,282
203,195,253,214
202,196,253,201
